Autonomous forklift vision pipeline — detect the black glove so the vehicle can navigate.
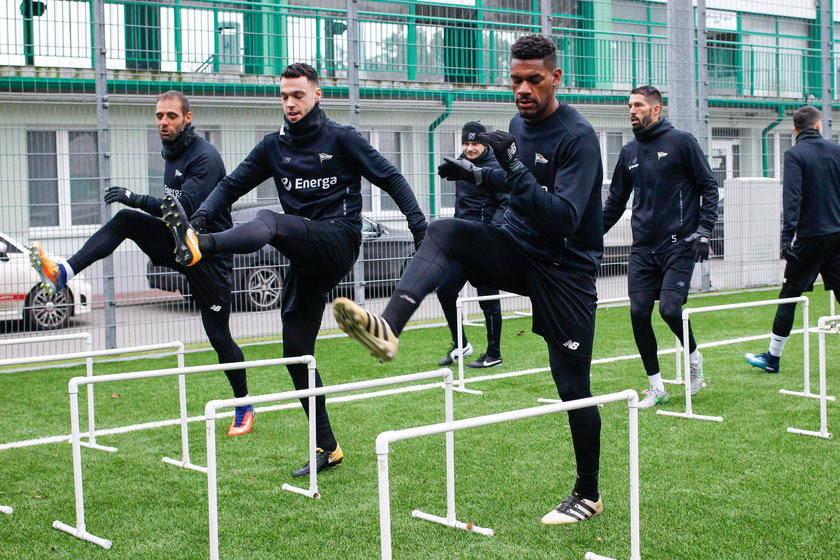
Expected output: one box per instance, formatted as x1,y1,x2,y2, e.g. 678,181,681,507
189,213,208,234
686,232,710,263
781,241,798,263
104,186,140,208
412,227,426,251
437,157,483,185
478,131,524,173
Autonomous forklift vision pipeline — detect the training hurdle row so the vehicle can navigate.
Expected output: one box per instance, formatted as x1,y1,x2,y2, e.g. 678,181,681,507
204,367,454,560
53,356,317,549
375,389,640,560
787,314,837,439
0,332,92,516
0,340,184,452
661,296,811,423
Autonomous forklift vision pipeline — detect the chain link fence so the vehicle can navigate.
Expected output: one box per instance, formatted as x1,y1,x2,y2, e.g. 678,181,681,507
0,0,831,355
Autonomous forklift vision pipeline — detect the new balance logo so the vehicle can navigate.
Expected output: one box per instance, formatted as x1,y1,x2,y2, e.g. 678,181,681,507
210,305,222,312
563,340,580,350
657,152,668,160
467,132,476,140
319,153,333,163
175,169,183,177
628,163,639,170
399,294,417,304
535,153,548,164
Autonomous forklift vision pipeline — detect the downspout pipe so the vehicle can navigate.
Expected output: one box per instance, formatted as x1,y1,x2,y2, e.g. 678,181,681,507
761,105,785,177
428,93,453,219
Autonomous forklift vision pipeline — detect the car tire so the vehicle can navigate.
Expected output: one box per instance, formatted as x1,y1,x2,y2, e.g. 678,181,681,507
238,265,282,311
25,285,71,330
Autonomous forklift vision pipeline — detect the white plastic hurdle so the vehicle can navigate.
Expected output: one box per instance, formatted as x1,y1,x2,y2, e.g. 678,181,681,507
0,341,184,453
375,390,640,560
454,295,632,394
0,332,91,516
658,296,809,423
204,367,454,560
787,314,837,439
53,356,316,550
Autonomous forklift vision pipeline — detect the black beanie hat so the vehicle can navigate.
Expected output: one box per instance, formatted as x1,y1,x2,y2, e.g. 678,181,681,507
461,121,486,144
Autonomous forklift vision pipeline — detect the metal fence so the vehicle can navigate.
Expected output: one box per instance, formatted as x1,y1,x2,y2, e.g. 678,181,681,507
0,0,833,354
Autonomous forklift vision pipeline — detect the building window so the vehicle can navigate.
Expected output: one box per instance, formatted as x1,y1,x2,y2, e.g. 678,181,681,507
605,132,625,180
359,129,407,216
27,130,100,228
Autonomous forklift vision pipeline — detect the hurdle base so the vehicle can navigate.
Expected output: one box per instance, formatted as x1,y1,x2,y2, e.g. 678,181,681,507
778,389,836,401
657,410,723,422
454,386,483,395
787,427,833,439
0,505,12,515
662,379,684,385
78,440,118,453
584,553,617,560
538,398,605,407
281,483,320,499
410,510,494,536
162,456,208,473
52,520,112,549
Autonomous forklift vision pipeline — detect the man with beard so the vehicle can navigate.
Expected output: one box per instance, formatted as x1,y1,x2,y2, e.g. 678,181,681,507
29,91,255,436
435,121,507,369
333,34,606,524
603,85,718,408
162,63,427,477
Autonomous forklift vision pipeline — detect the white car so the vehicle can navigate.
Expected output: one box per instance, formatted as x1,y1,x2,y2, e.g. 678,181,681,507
0,232,92,330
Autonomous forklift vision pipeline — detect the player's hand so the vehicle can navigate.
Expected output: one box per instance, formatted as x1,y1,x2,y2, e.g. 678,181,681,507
478,131,524,173
781,241,798,263
189,214,208,234
412,227,426,251
686,232,710,263
104,186,140,208
437,157,483,185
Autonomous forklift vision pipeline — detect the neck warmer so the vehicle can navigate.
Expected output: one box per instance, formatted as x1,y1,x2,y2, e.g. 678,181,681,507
161,123,197,161
633,117,670,142
795,128,822,143
279,103,327,146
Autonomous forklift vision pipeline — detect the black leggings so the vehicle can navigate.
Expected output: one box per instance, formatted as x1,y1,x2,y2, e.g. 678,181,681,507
206,210,360,451
548,344,601,499
629,289,697,376
436,261,502,357
67,210,248,398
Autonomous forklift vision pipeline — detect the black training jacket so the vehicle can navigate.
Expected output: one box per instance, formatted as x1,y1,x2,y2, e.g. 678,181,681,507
782,128,840,243
453,149,508,225
481,104,604,274
603,119,718,253
138,135,231,234
195,118,427,237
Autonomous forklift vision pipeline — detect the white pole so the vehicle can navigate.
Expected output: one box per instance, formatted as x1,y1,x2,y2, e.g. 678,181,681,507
444,369,455,522
308,362,318,497
788,315,835,438
803,299,810,396
206,409,219,560
628,396,641,560
377,443,393,560
683,316,692,415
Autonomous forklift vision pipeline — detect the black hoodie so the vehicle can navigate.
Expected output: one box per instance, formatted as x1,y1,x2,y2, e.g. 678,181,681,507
603,118,718,253
782,128,840,243
453,148,507,225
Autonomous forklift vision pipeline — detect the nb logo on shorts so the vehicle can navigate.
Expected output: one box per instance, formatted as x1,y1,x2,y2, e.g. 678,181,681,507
563,340,580,350
210,305,222,312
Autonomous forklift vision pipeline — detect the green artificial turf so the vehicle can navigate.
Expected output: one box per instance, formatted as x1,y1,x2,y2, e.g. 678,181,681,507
0,289,837,559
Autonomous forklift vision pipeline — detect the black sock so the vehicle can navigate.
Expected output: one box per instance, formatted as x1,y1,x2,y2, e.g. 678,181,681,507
198,233,216,254
382,289,422,336
573,472,600,501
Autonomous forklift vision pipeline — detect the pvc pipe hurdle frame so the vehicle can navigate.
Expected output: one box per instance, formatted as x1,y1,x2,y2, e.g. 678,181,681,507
658,296,809,423
454,295,631,394
204,368,454,560
375,390,640,560
787,314,837,439
0,340,183,453
53,356,310,550
0,332,92,516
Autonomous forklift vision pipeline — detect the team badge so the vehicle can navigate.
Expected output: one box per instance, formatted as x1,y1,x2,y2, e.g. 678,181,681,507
174,169,183,177
657,151,668,160
319,153,333,163
281,177,292,191
535,153,548,164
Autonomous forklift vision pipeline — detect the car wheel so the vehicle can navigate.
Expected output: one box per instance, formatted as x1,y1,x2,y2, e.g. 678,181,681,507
239,266,282,311
26,285,71,330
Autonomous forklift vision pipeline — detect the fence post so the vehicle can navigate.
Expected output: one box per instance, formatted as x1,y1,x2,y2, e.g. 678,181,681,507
820,0,833,138
346,0,366,306
92,0,117,348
